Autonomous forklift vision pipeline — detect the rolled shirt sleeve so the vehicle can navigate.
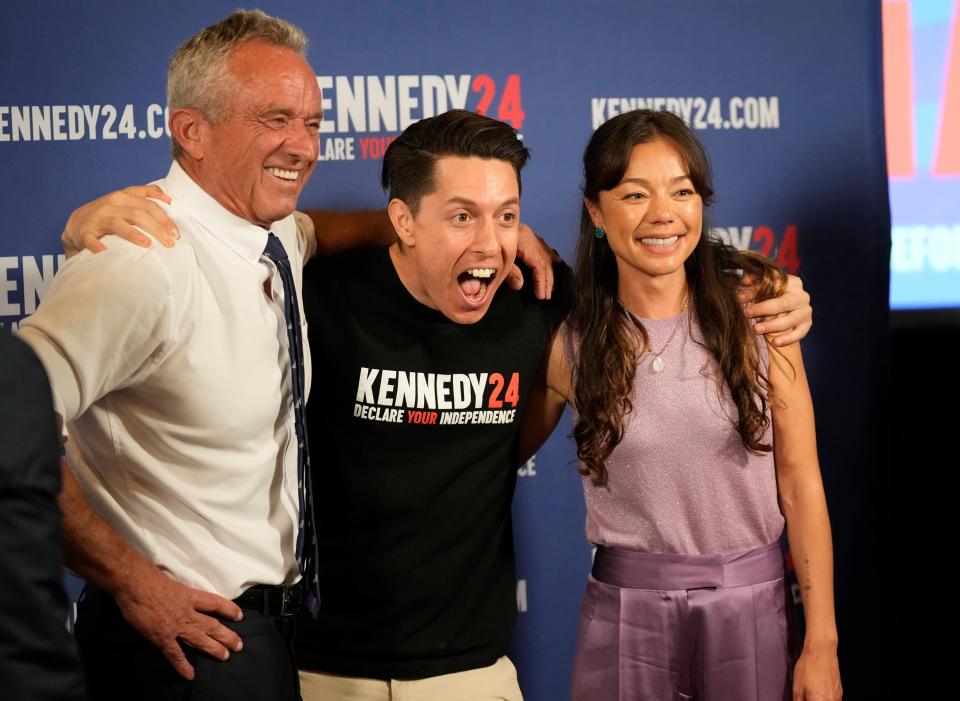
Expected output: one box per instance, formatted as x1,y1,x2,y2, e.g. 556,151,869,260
18,239,174,429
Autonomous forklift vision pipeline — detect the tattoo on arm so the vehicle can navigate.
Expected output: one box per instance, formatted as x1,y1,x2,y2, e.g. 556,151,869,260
802,555,812,592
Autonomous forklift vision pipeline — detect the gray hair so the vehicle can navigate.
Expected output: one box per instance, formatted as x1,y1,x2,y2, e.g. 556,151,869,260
167,9,308,158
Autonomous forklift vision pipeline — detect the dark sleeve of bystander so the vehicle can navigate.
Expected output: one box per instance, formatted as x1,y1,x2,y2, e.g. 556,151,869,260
0,328,86,700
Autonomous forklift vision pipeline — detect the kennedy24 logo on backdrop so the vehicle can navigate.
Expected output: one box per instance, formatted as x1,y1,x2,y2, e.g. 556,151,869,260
315,73,525,161
712,225,801,275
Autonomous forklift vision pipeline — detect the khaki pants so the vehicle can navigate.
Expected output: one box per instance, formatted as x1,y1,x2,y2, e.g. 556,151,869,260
299,656,523,701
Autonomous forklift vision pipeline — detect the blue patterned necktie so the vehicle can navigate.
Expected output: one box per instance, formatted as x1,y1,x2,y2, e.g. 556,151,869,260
262,233,320,616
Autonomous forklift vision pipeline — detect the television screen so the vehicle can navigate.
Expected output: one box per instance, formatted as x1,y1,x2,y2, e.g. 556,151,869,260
885,0,960,312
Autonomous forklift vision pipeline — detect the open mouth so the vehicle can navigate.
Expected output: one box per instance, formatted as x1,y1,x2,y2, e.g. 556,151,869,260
266,167,299,182
457,267,497,303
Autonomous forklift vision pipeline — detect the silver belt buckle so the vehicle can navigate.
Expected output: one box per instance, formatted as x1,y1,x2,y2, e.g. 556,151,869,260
280,585,302,616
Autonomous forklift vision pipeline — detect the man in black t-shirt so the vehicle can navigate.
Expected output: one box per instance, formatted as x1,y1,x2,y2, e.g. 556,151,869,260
297,110,565,700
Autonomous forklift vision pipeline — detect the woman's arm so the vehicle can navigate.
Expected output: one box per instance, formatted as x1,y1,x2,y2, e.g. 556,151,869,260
768,341,842,701
517,331,573,464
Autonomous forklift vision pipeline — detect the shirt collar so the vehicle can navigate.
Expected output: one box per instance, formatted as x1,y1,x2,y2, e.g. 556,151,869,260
159,161,271,266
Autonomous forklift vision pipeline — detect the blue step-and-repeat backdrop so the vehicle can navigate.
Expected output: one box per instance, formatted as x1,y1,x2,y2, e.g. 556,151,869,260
0,2,889,698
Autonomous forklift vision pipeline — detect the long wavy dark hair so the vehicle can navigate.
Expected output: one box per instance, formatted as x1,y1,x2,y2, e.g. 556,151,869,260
571,109,786,487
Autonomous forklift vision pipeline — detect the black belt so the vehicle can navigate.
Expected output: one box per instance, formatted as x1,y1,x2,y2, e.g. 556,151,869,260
233,584,303,617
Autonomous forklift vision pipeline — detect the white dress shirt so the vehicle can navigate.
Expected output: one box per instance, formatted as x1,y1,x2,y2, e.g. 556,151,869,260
18,161,316,599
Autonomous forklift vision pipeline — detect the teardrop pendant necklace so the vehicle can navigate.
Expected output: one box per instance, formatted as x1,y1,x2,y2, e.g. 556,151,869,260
624,296,689,374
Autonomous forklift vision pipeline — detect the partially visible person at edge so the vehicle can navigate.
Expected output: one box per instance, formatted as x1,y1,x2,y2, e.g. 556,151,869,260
0,328,87,701
521,109,841,701
63,116,814,701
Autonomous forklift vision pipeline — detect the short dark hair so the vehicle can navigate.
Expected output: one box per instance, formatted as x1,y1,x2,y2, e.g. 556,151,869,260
380,109,530,214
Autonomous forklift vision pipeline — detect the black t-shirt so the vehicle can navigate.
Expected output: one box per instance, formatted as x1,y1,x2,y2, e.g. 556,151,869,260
296,246,571,679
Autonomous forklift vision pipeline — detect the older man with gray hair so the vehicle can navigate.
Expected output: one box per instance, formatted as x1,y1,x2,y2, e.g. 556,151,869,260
19,11,325,700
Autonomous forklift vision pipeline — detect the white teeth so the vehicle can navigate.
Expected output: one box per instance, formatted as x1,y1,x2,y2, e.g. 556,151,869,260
466,268,495,278
266,167,298,181
640,236,679,246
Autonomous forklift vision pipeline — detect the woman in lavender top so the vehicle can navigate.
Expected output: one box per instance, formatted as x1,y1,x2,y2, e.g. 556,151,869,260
523,110,841,700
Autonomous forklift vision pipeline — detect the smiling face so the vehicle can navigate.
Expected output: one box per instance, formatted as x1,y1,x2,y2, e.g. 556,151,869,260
388,156,521,324
586,137,703,288
193,40,322,227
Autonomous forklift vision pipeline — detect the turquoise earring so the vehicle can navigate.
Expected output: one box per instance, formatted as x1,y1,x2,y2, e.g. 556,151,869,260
594,227,605,239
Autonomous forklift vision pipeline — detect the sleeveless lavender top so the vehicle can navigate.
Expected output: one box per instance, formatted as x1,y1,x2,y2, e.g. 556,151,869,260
565,311,784,556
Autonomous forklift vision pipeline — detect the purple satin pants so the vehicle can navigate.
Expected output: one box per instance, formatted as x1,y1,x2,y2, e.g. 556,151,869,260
570,541,789,701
